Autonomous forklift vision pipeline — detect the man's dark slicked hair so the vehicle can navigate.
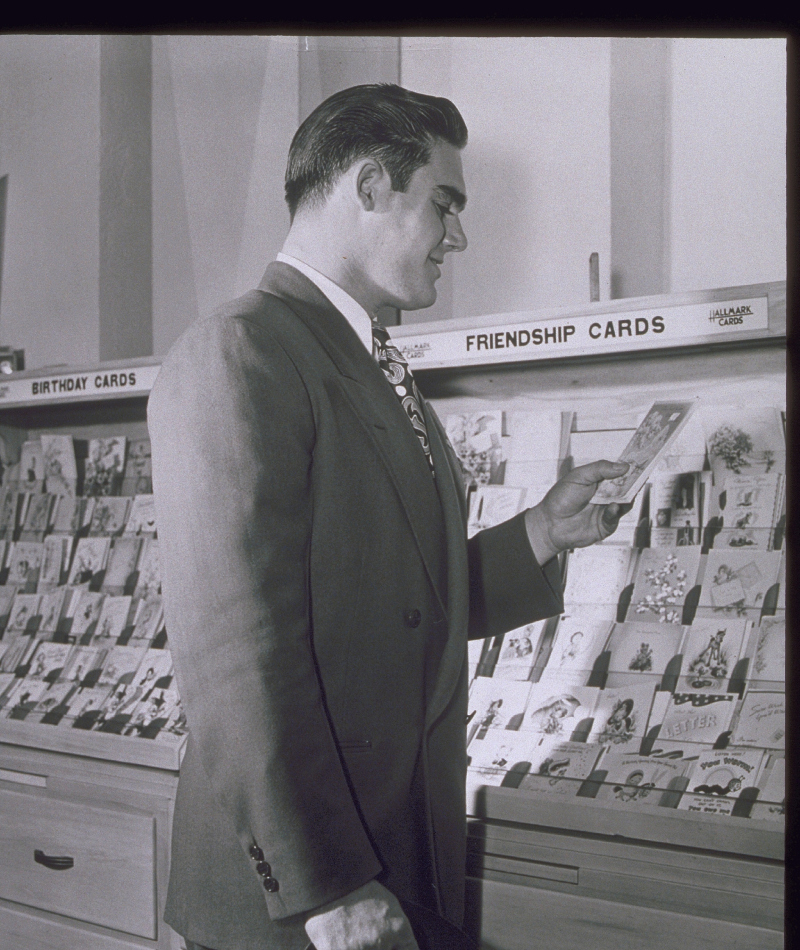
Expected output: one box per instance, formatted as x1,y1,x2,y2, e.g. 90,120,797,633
284,83,468,219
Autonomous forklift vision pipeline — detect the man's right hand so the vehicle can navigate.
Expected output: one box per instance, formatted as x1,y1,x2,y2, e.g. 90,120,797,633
304,880,419,950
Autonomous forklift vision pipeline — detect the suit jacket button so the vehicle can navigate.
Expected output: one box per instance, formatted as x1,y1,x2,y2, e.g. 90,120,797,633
256,861,272,877
263,877,279,892
249,845,264,861
404,609,422,628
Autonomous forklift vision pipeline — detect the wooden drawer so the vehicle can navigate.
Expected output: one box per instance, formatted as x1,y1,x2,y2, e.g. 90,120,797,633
0,786,157,939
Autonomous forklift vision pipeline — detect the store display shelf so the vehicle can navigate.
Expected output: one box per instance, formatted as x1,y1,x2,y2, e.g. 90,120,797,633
473,785,783,861
0,718,183,771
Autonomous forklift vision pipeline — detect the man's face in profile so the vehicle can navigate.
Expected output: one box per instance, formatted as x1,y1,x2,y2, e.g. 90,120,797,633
367,140,468,312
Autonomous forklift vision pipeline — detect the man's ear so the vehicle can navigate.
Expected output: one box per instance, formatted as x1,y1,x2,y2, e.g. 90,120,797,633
355,158,388,211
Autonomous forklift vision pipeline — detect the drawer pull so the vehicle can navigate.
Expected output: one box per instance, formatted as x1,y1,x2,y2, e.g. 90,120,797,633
34,849,74,871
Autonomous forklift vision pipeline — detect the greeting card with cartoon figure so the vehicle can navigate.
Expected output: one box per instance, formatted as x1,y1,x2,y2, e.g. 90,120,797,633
66,537,112,588
41,433,78,497
696,550,781,620
588,683,656,749
604,621,685,686
467,678,532,746
678,747,765,815
519,684,599,740
541,607,615,684
444,410,505,489
678,618,750,693
492,620,546,681
595,752,691,808
84,437,127,497
517,738,604,798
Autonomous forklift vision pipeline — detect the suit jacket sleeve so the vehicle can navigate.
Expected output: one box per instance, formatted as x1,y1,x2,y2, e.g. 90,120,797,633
148,312,382,920
467,511,564,639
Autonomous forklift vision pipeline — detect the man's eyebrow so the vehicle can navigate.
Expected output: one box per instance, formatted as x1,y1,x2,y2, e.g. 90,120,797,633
435,185,467,212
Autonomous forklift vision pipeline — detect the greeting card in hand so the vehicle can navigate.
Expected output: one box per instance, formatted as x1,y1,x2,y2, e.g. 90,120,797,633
592,402,695,504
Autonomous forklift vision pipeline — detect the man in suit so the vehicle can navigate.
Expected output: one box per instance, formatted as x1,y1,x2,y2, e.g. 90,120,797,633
148,84,628,950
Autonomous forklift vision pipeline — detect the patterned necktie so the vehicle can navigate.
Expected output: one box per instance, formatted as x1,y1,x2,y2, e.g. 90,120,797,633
371,321,435,476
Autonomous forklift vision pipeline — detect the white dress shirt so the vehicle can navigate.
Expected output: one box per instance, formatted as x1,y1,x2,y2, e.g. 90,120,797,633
277,252,375,356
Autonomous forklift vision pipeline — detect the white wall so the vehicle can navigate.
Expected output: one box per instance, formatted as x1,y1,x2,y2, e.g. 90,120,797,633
401,37,612,325
152,35,299,357
668,38,786,291
0,36,787,368
0,35,101,369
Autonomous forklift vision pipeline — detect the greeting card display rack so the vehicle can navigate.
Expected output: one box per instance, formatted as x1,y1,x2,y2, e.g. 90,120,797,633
0,280,785,950
393,280,785,950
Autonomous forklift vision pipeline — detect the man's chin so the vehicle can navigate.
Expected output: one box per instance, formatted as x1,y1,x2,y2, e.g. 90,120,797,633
401,288,438,311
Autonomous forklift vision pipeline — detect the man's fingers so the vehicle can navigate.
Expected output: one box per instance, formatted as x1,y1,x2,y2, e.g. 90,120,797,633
569,459,630,484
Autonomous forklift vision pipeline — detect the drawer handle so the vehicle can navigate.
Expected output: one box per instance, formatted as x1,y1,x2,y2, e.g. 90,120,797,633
34,849,74,871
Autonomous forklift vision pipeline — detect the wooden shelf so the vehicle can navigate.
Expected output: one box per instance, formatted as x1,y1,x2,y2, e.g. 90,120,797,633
472,786,783,861
0,720,183,772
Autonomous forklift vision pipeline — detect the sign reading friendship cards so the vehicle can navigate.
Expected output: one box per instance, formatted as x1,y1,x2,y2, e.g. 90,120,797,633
396,296,770,369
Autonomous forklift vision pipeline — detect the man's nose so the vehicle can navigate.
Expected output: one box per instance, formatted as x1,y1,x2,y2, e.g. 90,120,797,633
443,214,467,252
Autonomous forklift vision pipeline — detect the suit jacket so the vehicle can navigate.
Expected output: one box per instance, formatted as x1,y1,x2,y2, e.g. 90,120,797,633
148,262,563,950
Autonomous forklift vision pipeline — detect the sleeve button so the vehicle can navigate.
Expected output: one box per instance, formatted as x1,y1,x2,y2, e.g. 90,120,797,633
256,861,272,877
404,608,422,628
263,877,279,893
248,845,264,861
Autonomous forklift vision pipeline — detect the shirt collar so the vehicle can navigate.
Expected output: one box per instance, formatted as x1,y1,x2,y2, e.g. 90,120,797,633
276,252,374,356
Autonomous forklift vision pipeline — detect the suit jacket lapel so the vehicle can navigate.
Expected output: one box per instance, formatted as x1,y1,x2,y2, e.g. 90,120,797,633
424,404,471,731
257,263,448,619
